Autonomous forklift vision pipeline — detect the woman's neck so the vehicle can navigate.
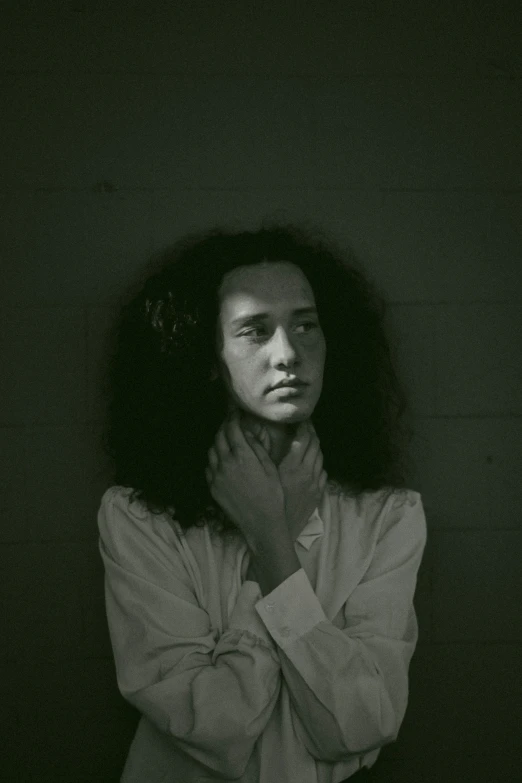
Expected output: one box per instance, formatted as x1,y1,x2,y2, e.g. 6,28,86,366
240,412,300,466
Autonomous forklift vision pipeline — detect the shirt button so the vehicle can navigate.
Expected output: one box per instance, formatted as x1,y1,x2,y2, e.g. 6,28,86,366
265,602,275,612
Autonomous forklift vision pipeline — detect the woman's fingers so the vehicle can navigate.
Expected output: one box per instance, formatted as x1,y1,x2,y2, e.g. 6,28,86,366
225,411,250,453
244,431,273,472
215,425,232,455
301,429,321,472
216,408,242,454
223,413,274,474
319,469,327,491
260,427,271,452
205,412,287,541
207,445,219,471
249,419,263,437
300,421,318,461
210,413,274,481
249,422,270,452
283,422,311,466
312,444,323,477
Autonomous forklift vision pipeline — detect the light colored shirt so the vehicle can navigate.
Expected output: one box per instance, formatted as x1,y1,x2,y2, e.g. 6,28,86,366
98,482,427,783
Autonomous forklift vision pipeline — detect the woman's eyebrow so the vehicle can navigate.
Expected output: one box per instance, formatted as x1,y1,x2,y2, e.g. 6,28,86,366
231,306,318,327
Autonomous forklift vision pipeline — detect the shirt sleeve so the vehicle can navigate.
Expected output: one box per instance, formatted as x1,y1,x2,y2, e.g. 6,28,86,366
254,489,428,762
98,489,282,780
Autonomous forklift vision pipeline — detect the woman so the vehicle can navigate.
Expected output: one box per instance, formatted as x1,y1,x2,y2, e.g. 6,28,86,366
98,220,427,782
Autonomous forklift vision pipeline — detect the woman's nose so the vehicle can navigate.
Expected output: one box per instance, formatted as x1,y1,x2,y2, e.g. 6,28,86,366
270,328,298,364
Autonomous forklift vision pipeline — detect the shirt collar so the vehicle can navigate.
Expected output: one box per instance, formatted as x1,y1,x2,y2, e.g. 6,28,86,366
296,507,324,550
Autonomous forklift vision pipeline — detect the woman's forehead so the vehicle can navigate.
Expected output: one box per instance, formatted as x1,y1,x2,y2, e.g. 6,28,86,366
218,260,314,302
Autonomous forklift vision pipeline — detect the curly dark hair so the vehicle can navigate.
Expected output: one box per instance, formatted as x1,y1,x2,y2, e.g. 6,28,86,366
99,218,419,542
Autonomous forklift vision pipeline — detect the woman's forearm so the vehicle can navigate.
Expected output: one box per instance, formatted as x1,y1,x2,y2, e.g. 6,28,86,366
249,526,302,596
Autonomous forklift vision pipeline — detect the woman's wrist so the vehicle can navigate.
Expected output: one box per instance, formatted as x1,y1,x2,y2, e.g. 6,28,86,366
248,523,301,596
247,514,291,557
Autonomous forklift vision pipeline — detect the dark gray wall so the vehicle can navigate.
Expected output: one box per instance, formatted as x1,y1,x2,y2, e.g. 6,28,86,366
1,1,521,781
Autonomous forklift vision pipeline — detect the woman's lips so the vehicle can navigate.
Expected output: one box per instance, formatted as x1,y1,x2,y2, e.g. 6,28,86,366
268,385,306,395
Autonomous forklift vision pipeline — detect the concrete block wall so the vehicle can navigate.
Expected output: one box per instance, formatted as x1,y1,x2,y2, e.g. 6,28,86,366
1,2,520,780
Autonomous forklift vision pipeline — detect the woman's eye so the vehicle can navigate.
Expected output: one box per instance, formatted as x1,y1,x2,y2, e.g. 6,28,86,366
296,321,318,333
242,322,318,340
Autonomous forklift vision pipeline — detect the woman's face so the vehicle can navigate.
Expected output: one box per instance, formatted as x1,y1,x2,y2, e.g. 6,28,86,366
215,261,326,424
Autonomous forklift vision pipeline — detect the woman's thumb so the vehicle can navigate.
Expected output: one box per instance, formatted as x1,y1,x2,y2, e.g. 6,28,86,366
249,421,271,450
293,421,307,444
260,426,271,451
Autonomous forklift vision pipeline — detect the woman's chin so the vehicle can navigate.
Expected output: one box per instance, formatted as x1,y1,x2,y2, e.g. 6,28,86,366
237,402,311,426
262,411,308,427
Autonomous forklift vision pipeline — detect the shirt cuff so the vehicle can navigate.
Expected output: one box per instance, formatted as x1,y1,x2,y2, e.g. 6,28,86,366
227,579,276,649
254,568,328,649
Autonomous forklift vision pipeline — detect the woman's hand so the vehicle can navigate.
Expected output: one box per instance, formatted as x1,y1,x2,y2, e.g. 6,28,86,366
248,419,327,541
205,410,287,555
278,421,327,539
245,557,258,583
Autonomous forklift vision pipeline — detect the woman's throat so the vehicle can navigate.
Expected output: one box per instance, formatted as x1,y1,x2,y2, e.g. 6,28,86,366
240,414,301,465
